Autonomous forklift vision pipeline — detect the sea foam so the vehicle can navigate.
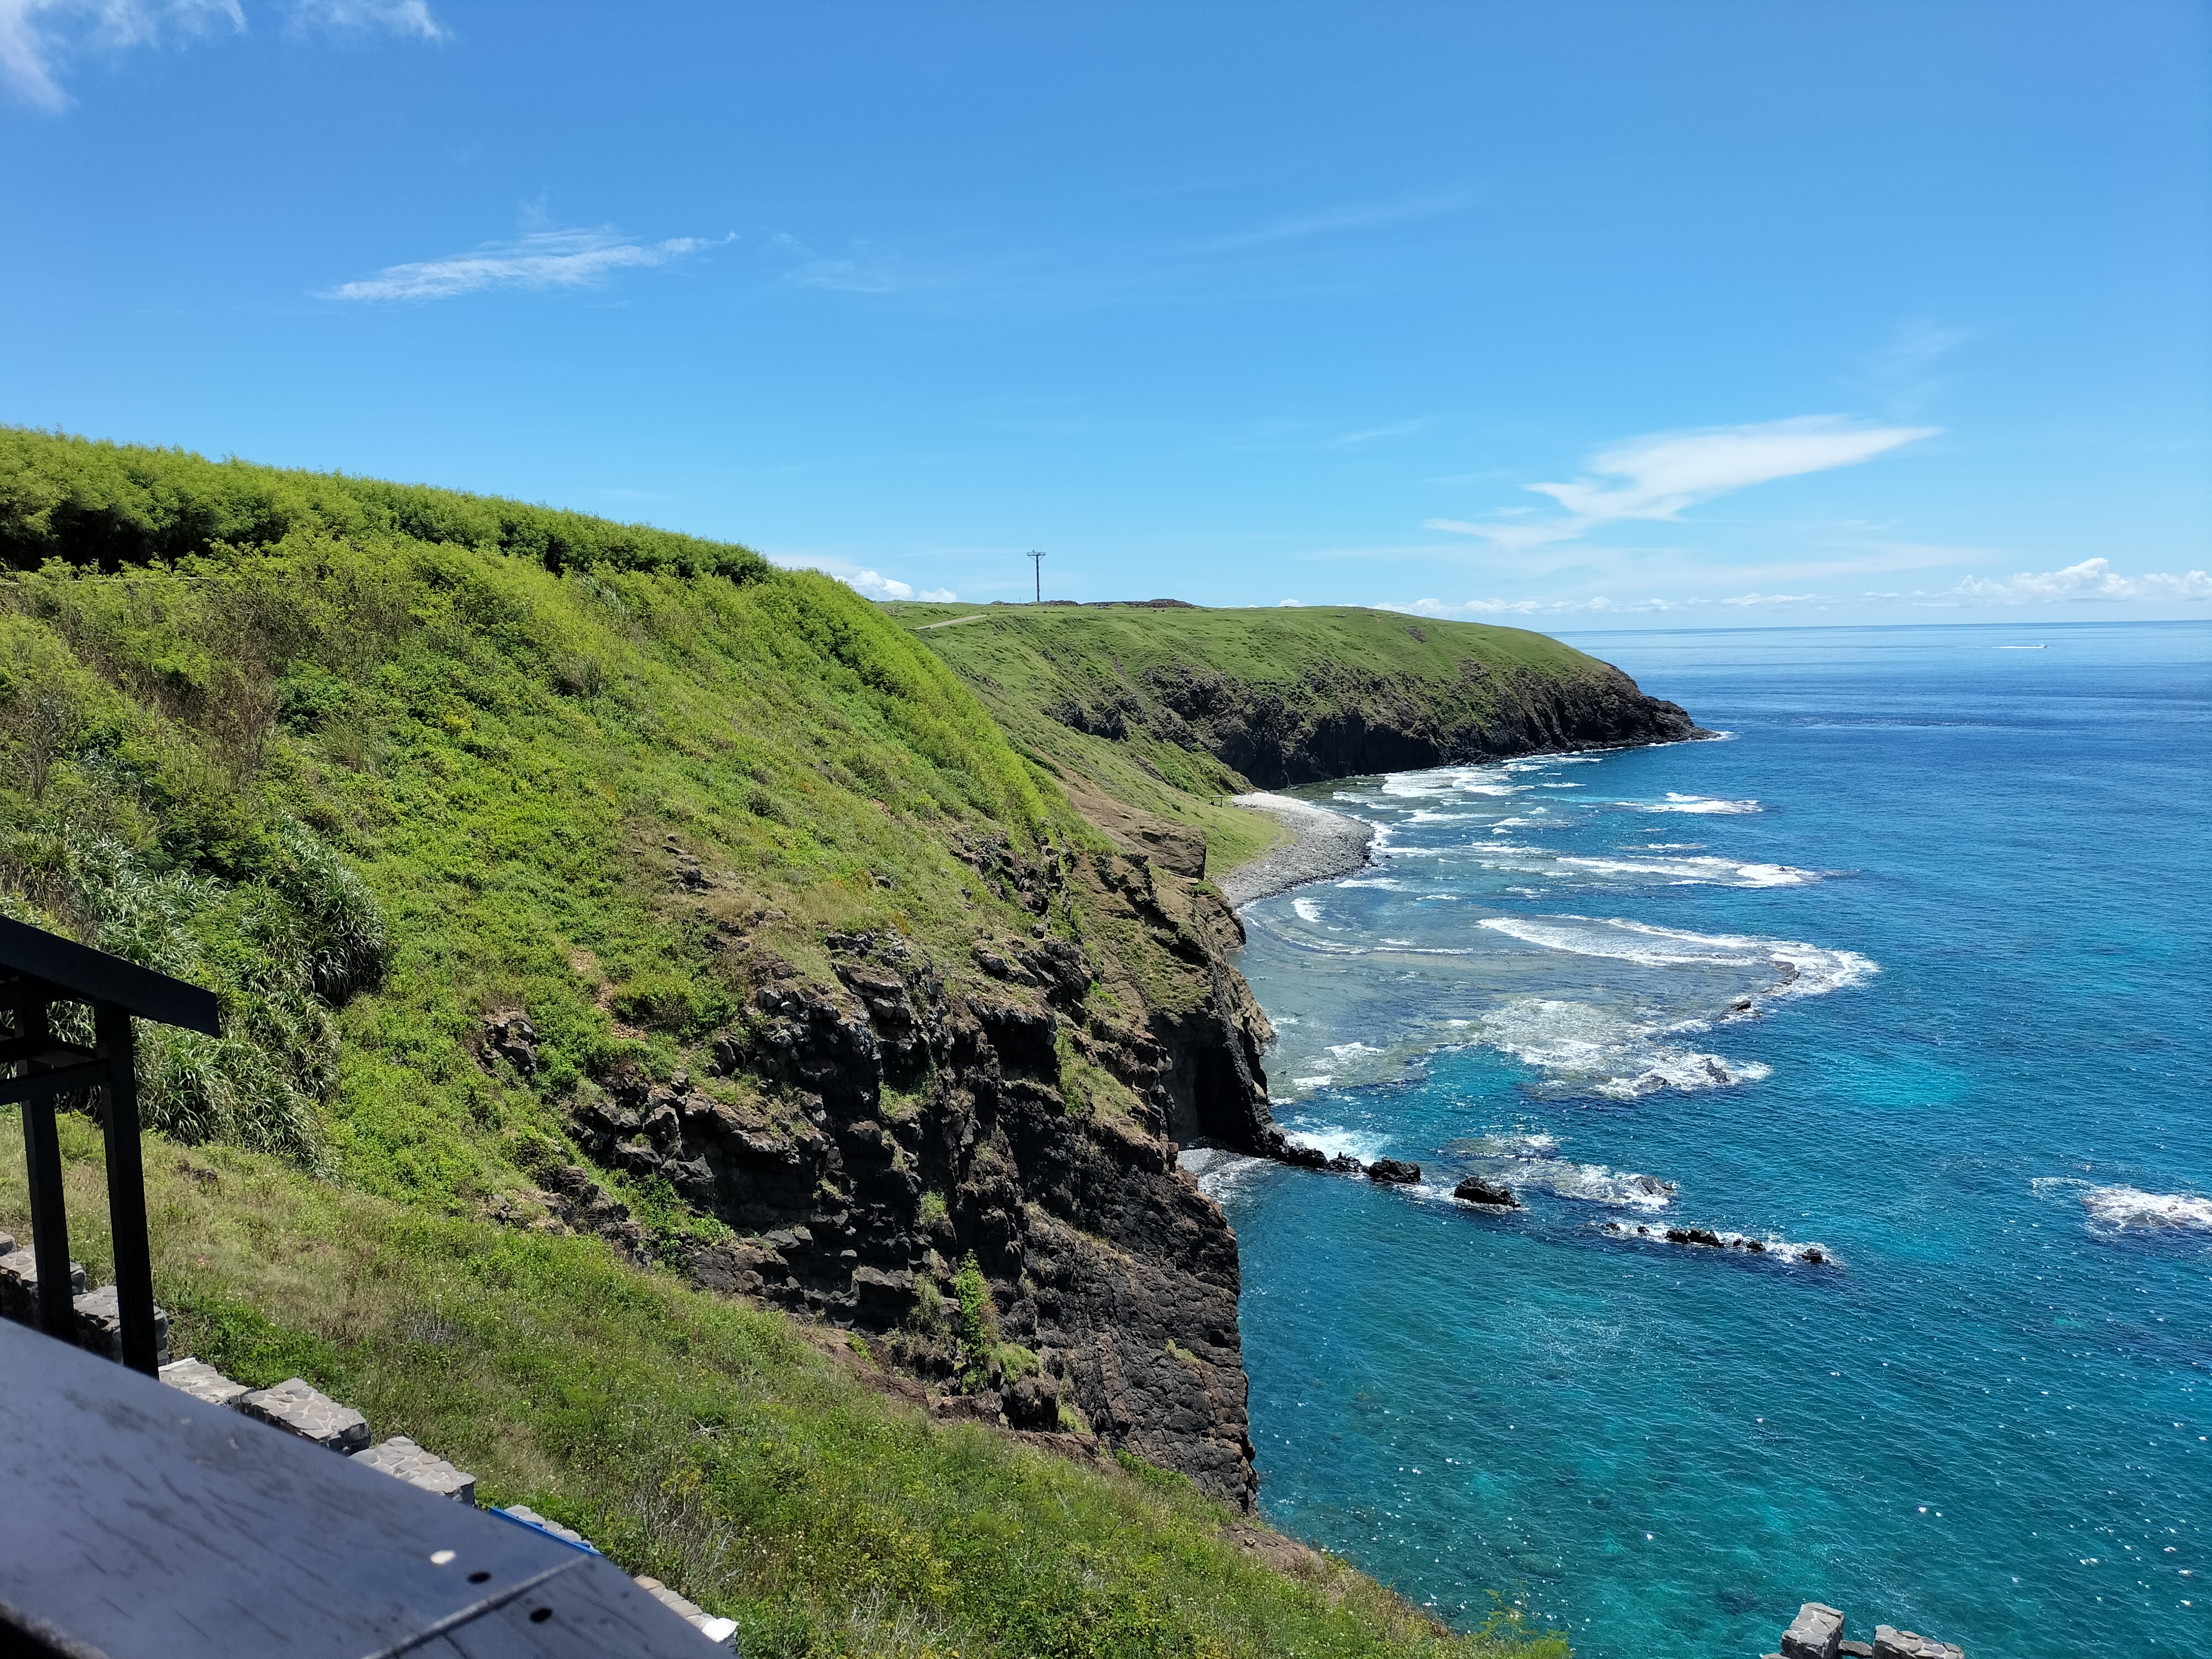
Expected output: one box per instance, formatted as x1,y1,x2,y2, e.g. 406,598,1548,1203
1477,915,1878,999
1473,995,1773,1099
2079,1184,2212,1234
1621,793,1762,815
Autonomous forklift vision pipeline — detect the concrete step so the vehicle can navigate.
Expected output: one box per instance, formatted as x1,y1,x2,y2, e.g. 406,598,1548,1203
632,1575,739,1648
356,1436,476,1505
0,1245,86,1326
159,1357,249,1408
236,1376,369,1453
72,1285,170,1368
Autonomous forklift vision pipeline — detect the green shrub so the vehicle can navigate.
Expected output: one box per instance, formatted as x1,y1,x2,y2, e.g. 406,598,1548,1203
265,817,391,1003
951,1251,1000,1389
611,971,727,1037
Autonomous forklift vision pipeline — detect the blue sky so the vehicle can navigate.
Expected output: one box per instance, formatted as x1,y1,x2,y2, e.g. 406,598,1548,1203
4,1,2207,625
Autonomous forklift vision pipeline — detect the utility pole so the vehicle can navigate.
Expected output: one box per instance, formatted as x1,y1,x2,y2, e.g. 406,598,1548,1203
1027,549,1046,603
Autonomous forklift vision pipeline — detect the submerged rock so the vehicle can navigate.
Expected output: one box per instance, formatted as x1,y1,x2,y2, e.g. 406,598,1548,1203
1366,1159,1421,1186
1453,1176,1521,1208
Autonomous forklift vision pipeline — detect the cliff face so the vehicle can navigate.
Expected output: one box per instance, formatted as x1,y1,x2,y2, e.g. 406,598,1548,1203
566,837,1277,1508
1130,656,1702,787
895,604,1709,815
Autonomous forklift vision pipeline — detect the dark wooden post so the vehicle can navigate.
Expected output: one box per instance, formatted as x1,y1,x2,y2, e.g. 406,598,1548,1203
17,997,76,1341
3,916,218,1375
95,1001,158,1375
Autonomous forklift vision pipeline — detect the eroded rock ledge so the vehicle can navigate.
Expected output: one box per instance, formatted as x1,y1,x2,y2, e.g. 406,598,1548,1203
537,834,1281,1509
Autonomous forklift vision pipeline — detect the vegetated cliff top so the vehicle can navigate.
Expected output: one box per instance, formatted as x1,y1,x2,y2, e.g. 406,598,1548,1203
886,597,1702,877
0,429,1561,1657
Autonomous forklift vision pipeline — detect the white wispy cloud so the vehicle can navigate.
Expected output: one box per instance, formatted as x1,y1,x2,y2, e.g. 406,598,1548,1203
1944,559,2211,606
2,0,236,108
1388,595,1692,619
286,0,441,40
1860,317,1969,418
1426,416,1938,551
1331,419,1428,447
770,553,953,605
1,0,436,109
1203,194,1469,253
324,227,731,302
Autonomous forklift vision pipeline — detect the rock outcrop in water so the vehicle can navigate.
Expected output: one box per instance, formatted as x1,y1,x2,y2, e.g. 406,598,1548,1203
1768,1599,1966,1659
1453,1176,1521,1208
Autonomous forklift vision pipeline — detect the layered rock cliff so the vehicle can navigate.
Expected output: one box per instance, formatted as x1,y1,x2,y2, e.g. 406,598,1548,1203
1128,654,1702,786
896,602,1708,807
561,834,1278,1507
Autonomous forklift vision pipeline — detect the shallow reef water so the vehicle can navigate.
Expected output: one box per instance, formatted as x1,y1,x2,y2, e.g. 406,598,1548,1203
1214,622,2211,1659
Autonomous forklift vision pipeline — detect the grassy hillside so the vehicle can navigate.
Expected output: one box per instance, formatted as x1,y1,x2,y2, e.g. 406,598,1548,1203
0,430,1562,1657
885,600,1682,877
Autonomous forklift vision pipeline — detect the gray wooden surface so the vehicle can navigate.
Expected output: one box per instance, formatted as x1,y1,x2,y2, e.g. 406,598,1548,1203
0,1319,716,1657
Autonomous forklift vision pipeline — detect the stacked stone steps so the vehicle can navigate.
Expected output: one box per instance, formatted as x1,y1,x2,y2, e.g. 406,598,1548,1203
148,1352,737,1648
0,1230,171,1366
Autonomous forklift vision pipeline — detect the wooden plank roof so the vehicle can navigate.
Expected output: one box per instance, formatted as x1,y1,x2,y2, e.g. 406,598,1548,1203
0,915,221,1035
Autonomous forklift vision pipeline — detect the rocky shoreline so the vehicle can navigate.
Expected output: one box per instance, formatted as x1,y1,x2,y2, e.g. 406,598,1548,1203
1218,791,1377,908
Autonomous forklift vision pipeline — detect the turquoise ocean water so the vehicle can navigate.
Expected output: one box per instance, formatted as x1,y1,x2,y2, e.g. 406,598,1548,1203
1203,622,2210,1658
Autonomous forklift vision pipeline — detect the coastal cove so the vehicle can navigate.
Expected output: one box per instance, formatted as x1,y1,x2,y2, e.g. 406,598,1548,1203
1202,622,2211,1659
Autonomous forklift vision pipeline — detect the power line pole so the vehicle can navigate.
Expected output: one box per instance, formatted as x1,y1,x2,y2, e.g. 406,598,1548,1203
1027,549,1046,604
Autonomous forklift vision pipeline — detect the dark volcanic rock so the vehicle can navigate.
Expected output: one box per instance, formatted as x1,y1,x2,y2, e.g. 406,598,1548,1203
1118,658,1705,790
1453,1176,1520,1208
611,845,1284,1510
481,1010,539,1076
1366,1159,1421,1186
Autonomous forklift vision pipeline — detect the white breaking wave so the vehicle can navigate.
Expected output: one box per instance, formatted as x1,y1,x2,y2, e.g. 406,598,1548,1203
1477,916,1878,999
1447,1134,1677,1208
1326,1041,1385,1060
1292,898,1325,924
1532,1163,1680,1208
1177,1146,1270,1202
1552,854,1818,887
1337,877,1406,889
1601,1220,1837,1266
1451,1132,1561,1158
1621,793,1762,815
1286,1124,1391,1162
2074,1183,2212,1234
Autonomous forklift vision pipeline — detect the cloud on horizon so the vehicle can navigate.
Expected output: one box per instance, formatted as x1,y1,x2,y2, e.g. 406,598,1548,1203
1426,416,1937,552
324,227,729,302
1383,557,2211,620
1,0,438,109
770,553,954,606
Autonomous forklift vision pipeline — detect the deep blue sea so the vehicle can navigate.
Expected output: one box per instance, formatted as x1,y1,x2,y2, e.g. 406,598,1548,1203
1198,622,2211,1659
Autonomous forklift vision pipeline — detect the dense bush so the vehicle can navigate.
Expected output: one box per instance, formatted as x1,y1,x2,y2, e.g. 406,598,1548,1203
0,427,771,582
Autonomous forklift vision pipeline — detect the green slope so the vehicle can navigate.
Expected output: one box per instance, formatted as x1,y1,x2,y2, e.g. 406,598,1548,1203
0,430,1562,1658
885,599,1688,877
